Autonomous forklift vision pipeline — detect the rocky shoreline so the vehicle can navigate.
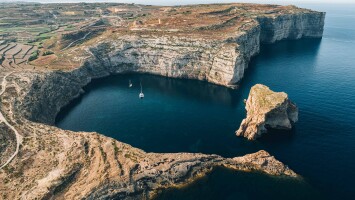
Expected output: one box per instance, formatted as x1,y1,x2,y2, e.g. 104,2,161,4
0,3,324,200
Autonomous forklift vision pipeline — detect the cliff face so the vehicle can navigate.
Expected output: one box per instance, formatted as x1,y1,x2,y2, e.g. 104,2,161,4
236,84,298,140
258,12,325,43
93,12,324,87
65,11,325,89
0,3,324,200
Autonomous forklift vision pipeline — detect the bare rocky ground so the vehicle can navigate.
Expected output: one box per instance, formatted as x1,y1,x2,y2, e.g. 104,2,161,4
0,3,324,199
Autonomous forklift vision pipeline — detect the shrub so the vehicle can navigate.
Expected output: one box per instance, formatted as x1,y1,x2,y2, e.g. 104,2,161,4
28,50,39,61
43,50,54,56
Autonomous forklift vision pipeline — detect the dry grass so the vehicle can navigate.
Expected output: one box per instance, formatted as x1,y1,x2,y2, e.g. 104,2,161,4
0,3,316,71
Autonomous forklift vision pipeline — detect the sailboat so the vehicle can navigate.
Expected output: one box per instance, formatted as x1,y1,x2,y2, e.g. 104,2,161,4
129,80,133,88
139,82,144,99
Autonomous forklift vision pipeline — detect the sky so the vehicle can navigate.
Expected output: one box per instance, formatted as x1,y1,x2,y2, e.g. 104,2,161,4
1,0,354,5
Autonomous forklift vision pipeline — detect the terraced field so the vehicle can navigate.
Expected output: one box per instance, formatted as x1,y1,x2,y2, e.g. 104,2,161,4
0,42,37,69
0,2,153,69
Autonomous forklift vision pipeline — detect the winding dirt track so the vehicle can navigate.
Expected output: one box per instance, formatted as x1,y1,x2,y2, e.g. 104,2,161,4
61,31,92,51
0,72,23,170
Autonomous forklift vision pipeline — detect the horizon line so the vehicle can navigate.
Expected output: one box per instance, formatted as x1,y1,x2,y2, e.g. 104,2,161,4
1,1,355,4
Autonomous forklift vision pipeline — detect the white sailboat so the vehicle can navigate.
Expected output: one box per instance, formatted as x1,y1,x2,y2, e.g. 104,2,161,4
139,82,144,99
129,80,133,88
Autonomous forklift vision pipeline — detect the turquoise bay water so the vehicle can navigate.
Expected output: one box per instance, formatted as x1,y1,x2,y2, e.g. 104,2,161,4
56,4,355,199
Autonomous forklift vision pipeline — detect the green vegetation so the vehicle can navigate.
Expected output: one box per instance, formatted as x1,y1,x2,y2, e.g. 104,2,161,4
65,25,76,31
0,56,4,64
2,165,14,174
37,33,53,40
43,50,54,56
99,146,107,162
124,153,138,162
28,50,40,61
112,141,120,155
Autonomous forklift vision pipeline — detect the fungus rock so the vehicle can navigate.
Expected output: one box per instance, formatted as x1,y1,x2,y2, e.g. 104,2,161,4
236,84,298,140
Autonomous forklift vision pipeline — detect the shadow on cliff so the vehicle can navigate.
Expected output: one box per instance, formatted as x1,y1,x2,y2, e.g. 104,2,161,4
239,38,323,90
66,73,241,108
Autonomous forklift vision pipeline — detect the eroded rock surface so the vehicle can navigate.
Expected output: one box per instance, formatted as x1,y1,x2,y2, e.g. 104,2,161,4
0,3,323,200
236,84,298,140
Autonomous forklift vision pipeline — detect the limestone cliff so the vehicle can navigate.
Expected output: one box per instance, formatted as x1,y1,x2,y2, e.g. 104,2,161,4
42,4,325,88
0,3,323,200
69,8,325,88
236,84,298,140
257,11,326,43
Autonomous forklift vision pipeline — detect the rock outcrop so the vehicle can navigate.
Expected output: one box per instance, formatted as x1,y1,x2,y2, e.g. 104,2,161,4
236,84,298,140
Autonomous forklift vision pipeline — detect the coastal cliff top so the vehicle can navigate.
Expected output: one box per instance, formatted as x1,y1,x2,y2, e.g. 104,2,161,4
0,3,323,70
126,4,317,36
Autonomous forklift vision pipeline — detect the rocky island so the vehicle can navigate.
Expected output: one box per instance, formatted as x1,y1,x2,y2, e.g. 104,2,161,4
0,2,323,199
236,84,299,140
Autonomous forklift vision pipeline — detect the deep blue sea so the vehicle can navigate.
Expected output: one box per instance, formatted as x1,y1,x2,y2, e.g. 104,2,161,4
56,4,355,199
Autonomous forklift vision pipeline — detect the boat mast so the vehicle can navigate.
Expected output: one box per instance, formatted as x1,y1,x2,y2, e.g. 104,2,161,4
140,82,142,93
